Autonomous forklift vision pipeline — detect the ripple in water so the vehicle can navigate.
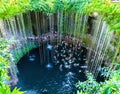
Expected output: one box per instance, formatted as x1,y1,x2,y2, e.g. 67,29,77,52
16,42,87,94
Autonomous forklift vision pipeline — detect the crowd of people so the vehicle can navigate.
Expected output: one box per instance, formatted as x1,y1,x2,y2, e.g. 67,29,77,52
53,39,87,73
12,31,88,73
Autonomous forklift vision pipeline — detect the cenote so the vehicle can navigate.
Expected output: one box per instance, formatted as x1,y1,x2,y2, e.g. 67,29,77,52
0,1,120,94
16,41,87,94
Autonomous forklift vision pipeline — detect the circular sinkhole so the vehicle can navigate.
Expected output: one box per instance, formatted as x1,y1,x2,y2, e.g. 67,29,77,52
16,41,87,94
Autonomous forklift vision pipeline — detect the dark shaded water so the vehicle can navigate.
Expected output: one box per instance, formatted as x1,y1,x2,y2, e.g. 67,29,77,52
16,42,87,94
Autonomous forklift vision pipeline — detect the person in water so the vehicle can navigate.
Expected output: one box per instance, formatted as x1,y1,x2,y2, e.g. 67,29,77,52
53,38,87,72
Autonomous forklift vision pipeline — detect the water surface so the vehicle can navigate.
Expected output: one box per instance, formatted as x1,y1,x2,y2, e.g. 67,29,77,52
16,42,87,94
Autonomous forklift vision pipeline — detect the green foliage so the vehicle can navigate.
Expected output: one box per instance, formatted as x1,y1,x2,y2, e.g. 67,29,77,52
29,0,56,13
85,0,120,32
0,0,120,94
76,69,120,94
0,85,24,94
0,0,30,19
55,0,89,13
0,0,120,33
0,0,90,17
0,38,23,94
100,69,120,94
11,41,37,63
0,0,119,33
76,73,100,94
0,38,10,83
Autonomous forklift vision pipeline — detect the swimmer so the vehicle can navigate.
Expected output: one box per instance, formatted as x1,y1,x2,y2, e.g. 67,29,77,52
79,70,82,73
59,64,63,71
81,65,87,69
73,63,79,67
56,61,60,64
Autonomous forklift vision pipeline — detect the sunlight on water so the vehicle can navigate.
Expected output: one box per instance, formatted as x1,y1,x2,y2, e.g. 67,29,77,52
47,44,53,50
46,63,53,69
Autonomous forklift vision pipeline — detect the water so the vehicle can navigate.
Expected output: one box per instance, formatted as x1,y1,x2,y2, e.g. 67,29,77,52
0,11,114,79
15,42,87,94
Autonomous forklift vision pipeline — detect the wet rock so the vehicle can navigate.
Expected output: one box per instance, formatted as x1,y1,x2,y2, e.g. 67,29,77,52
8,77,18,86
